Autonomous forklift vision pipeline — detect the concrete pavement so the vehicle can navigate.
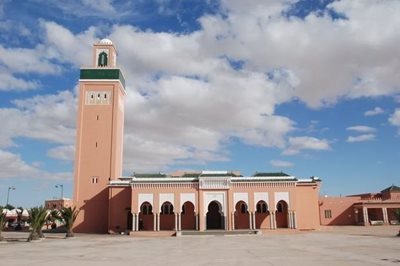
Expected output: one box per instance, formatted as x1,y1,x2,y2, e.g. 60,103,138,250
0,226,399,266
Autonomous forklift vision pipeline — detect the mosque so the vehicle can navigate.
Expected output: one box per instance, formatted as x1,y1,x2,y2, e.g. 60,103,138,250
72,40,399,234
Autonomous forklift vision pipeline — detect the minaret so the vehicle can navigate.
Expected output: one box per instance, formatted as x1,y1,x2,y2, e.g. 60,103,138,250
73,39,125,233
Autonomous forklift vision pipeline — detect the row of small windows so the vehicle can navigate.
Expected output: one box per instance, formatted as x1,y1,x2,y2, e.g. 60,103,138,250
85,90,112,105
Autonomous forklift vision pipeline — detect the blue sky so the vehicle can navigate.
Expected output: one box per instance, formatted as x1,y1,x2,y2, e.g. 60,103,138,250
1,0,400,207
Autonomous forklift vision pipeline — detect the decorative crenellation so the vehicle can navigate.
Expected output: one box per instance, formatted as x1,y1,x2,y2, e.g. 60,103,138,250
199,177,231,189
85,90,112,105
132,183,198,189
231,181,296,188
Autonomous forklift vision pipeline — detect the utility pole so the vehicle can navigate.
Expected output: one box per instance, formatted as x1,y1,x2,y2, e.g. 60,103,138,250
55,184,64,199
6,186,15,206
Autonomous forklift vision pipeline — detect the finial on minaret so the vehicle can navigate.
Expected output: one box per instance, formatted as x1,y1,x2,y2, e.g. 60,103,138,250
93,38,117,68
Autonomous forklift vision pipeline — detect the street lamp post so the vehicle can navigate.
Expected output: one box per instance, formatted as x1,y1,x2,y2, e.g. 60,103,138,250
6,186,16,206
55,184,64,199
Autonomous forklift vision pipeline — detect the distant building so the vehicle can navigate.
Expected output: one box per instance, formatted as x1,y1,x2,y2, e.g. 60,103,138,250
319,185,400,226
72,40,322,234
45,198,73,210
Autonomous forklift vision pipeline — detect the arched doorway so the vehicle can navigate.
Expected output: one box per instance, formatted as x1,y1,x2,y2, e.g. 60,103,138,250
276,200,288,228
206,201,224,230
181,201,196,230
255,200,270,229
234,201,250,229
139,202,154,231
160,201,175,230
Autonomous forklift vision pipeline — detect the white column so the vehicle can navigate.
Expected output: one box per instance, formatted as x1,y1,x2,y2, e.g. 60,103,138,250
224,214,228,230
174,213,178,231
363,207,369,226
292,211,297,229
154,214,157,231
195,213,199,230
269,213,274,229
135,214,139,231
272,212,277,229
252,212,256,230
249,212,252,230
132,213,136,231
232,212,235,230
382,208,389,224
178,213,181,231
288,211,292,229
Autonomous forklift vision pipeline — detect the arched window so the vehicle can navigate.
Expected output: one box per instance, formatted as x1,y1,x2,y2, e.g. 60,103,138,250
240,202,247,214
256,201,268,213
161,202,174,214
276,200,288,212
98,51,108,67
140,202,152,215
277,202,284,213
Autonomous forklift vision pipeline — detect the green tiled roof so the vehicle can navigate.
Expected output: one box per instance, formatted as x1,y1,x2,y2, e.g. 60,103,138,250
253,172,290,177
200,172,242,177
132,173,167,178
80,68,125,88
381,185,400,193
182,173,201,177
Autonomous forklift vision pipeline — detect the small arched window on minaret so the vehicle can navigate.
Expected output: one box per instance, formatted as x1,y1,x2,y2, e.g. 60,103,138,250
98,51,108,67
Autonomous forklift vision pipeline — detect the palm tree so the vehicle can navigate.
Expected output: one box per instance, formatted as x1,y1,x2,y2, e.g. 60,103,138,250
27,206,49,241
0,207,7,241
60,207,80,238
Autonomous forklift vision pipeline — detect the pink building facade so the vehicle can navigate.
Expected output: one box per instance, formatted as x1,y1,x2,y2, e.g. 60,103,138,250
108,171,321,234
319,185,400,226
45,198,73,210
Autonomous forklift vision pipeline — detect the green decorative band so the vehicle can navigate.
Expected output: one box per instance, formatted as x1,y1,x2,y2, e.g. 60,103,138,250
80,69,125,88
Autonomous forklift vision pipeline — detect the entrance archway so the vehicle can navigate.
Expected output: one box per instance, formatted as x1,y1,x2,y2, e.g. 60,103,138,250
276,200,288,228
181,201,196,230
139,202,154,231
255,200,270,229
234,201,250,229
206,201,224,230
160,201,175,230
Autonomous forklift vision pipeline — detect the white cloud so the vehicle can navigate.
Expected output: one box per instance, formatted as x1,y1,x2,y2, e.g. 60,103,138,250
47,145,75,161
270,159,294,168
41,20,97,67
0,70,39,91
0,149,70,180
389,109,400,134
4,0,400,171
347,134,375,143
346,125,376,133
283,136,331,155
0,150,39,179
81,0,116,14
364,107,384,116
0,90,76,148
203,0,400,107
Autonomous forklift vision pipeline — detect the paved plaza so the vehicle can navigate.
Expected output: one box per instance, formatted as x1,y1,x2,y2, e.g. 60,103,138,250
1,226,399,266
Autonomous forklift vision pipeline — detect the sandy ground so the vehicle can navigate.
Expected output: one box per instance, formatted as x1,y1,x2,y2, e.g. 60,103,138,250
1,226,399,266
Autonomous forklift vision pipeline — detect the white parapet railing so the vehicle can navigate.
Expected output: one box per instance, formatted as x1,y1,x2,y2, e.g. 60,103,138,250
199,176,231,189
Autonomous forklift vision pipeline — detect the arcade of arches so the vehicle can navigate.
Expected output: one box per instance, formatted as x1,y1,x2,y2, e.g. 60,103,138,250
107,173,322,233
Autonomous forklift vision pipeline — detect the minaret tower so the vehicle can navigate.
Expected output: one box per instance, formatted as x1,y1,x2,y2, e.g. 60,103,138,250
73,39,125,233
